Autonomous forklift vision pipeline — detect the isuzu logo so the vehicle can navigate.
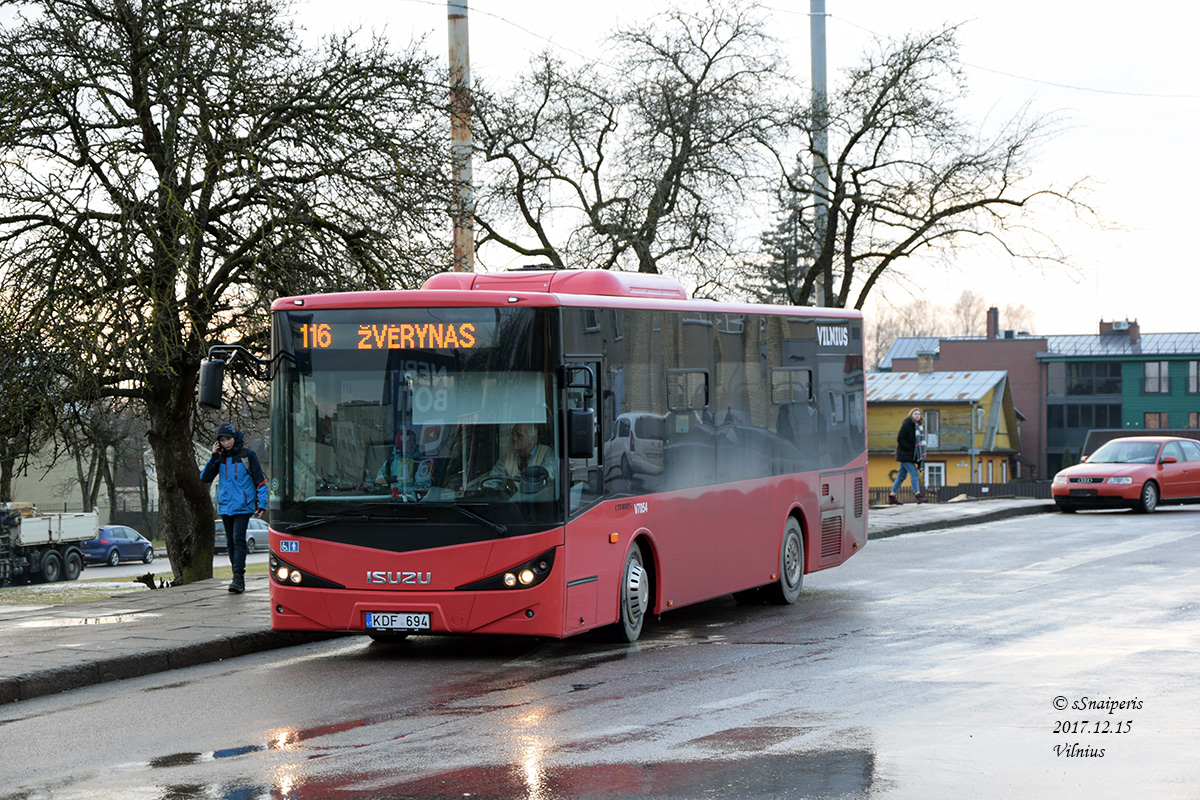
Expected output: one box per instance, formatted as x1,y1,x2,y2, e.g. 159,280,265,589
367,571,432,585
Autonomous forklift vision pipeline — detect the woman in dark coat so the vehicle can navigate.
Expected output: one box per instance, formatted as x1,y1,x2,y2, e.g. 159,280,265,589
889,408,926,505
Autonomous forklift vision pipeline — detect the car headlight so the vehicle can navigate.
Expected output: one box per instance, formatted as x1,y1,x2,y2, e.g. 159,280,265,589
1053,475,1067,484
1106,477,1133,484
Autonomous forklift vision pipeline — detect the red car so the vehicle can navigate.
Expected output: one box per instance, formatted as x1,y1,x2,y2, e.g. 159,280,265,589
1052,436,1200,513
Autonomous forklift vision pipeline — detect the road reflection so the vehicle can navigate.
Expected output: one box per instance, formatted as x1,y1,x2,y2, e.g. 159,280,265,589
149,749,876,799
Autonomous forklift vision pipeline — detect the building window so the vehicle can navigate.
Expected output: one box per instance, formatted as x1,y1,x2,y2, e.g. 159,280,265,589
1049,362,1122,396
1189,361,1199,394
924,462,945,489
1189,412,1200,429
1144,412,1169,429
923,410,940,448
1143,361,1170,394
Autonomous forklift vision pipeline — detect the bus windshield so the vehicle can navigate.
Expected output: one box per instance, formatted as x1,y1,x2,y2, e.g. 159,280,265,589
270,306,562,536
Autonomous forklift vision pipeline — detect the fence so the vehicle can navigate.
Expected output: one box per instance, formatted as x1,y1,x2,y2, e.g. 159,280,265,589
868,480,1052,506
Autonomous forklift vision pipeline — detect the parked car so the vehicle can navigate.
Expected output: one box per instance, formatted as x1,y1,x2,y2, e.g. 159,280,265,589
1052,436,1200,513
214,517,269,554
604,412,667,480
80,525,155,565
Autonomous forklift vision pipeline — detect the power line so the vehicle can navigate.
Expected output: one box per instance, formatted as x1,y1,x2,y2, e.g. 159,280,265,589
826,12,1200,100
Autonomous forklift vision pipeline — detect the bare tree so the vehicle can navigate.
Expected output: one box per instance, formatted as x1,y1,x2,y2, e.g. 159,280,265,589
1001,303,1037,334
952,290,987,336
474,0,786,275
0,0,450,581
767,26,1087,309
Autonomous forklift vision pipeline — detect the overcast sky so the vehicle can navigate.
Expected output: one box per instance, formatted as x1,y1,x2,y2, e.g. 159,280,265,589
297,0,1200,336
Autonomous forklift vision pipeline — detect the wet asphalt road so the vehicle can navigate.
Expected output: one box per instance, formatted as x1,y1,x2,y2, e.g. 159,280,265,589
1,509,1198,799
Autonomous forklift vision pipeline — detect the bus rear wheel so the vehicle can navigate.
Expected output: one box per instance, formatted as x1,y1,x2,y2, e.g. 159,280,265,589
764,517,804,605
608,542,650,643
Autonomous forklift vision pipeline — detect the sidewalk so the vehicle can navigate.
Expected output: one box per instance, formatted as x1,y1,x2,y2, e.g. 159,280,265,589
0,497,1055,705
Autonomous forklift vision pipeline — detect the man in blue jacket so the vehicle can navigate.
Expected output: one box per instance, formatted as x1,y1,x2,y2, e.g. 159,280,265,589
201,422,269,594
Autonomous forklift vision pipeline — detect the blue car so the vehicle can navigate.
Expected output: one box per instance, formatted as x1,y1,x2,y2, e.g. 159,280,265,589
80,525,155,566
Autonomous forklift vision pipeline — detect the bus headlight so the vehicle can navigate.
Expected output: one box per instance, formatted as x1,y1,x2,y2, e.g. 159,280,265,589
458,549,557,591
269,553,344,589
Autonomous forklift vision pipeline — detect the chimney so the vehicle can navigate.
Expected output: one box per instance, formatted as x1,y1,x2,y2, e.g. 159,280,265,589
917,352,935,374
986,307,999,340
1100,318,1139,342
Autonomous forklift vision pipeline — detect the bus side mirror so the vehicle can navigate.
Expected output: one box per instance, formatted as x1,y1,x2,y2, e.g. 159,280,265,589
198,359,226,410
566,409,595,459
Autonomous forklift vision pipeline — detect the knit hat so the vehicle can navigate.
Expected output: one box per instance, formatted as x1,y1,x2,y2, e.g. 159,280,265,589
216,422,237,438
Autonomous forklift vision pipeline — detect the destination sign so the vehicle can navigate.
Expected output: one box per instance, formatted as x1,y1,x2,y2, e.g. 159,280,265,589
294,322,483,351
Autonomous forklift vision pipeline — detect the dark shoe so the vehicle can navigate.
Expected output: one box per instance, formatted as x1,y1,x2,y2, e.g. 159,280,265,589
228,574,245,594
915,493,928,504
887,494,902,506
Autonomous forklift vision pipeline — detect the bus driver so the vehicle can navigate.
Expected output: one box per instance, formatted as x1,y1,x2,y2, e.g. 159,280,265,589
490,423,557,492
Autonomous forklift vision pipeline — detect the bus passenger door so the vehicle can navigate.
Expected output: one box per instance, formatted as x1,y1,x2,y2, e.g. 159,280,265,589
563,361,605,633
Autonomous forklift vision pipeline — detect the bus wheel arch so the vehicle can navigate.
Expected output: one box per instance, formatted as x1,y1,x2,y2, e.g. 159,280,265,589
764,513,804,605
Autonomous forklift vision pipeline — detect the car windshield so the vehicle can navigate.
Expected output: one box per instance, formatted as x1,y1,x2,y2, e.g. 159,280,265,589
1087,440,1162,464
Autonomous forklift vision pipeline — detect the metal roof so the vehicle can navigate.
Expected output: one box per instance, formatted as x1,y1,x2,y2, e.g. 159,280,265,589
866,370,1008,404
880,332,1200,368
878,337,941,369
1039,332,1200,358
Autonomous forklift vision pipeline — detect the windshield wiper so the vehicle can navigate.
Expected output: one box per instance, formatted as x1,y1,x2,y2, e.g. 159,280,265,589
451,503,508,536
282,508,430,533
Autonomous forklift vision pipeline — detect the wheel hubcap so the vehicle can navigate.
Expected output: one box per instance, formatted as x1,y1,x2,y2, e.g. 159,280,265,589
624,561,648,621
783,533,801,588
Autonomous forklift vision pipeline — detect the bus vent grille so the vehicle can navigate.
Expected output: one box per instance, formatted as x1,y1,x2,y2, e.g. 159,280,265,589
821,515,842,559
853,477,864,518
822,483,830,496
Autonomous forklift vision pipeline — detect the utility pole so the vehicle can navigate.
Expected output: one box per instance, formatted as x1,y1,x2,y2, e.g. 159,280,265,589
448,1,474,272
810,0,829,306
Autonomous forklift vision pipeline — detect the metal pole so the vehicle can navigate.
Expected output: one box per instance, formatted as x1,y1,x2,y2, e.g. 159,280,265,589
448,1,474,272
810,0,829,306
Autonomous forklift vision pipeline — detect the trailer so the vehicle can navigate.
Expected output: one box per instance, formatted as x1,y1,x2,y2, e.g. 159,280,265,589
0,504,97,585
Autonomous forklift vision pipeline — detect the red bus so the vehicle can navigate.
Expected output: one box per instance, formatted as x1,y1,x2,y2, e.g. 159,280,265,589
251,269,866,642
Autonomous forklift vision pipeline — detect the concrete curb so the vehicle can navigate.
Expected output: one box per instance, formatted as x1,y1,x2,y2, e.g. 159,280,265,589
0,630,343,706
867,501,1057,540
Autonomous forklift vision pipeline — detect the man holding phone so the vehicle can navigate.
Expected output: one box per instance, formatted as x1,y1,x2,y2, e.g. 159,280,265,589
200,422,268,594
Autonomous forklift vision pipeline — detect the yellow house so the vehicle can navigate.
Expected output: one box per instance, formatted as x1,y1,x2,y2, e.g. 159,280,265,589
866,370,1023,496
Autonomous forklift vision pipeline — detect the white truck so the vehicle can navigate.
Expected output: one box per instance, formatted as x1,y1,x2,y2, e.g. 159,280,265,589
0,504,97,585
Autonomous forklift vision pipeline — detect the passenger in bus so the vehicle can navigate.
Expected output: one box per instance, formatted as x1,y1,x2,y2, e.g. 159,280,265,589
490,423,557,491
361,428,419,496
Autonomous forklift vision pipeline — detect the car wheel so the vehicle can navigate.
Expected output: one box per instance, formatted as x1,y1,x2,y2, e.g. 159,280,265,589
143,547,154,564
1136,481,1159,514
765,517,804,605
607,542,650,643
64,552,83,581
107,548,121,566
246,537,256,555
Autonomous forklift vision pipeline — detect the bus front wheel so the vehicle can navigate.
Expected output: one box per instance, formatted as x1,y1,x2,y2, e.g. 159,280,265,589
765,517,804,605
608,542,650,643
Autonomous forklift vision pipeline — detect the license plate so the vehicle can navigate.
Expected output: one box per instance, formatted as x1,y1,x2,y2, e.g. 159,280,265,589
365,612,431,631
1070,489,1098,497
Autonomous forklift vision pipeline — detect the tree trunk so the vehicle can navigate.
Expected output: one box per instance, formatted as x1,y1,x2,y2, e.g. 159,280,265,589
146,370,215,583
0,456,12,501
